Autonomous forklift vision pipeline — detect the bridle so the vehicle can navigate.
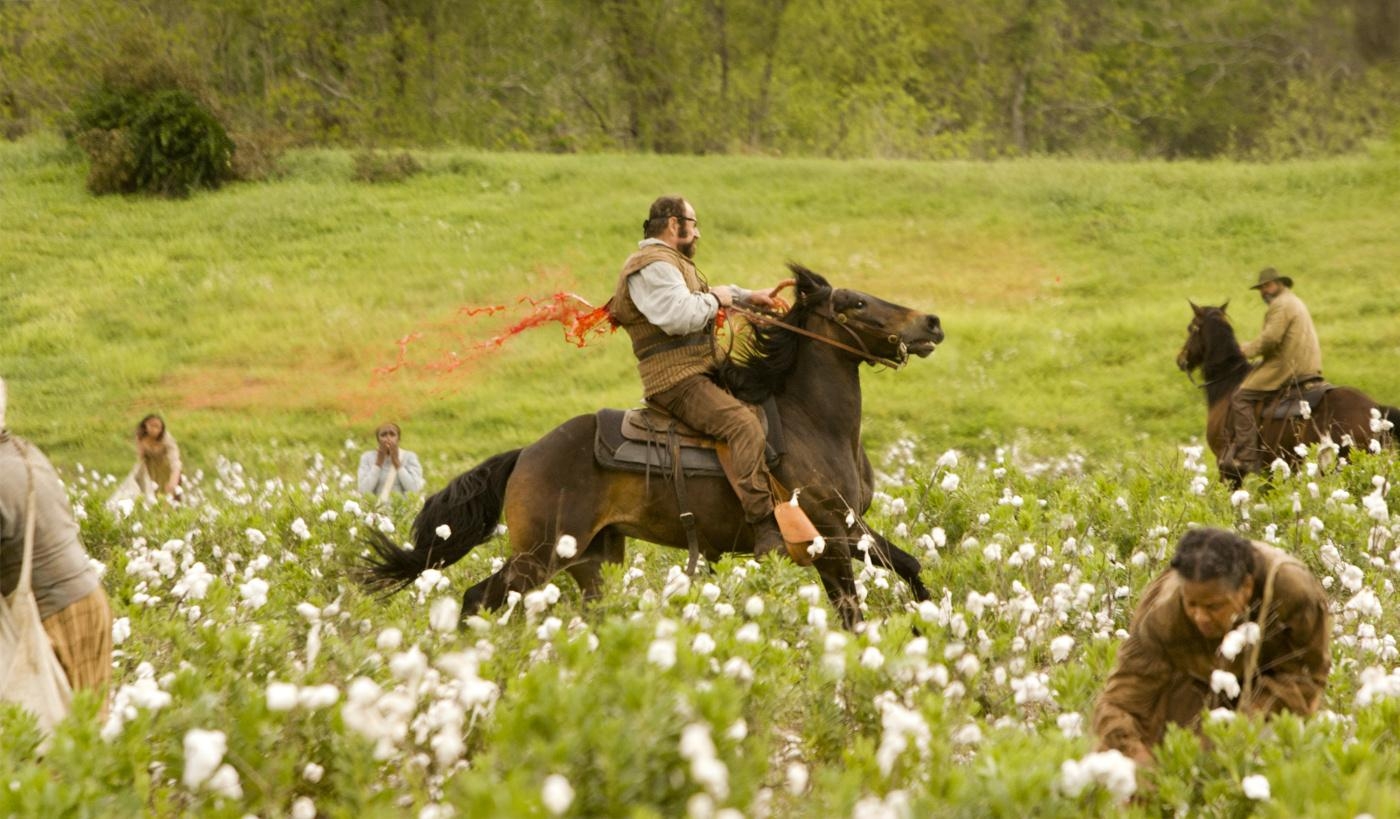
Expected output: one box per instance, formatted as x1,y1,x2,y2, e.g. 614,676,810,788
1180,315,1247,390
726,299,912,370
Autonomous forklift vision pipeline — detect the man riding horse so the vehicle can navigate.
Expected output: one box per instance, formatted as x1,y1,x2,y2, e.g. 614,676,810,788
1219,267,1322,478
608,195,791,556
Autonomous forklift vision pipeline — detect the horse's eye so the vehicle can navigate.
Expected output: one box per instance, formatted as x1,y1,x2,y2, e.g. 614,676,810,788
851,299,866,310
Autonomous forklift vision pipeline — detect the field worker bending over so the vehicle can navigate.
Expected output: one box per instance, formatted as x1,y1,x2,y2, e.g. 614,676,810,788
358,422,425,502
608,195,791,556
0,378,114,707
1092,527,1330,765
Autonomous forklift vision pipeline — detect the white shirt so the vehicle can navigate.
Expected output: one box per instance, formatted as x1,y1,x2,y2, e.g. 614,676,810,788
357,449,425,495
626,239,750,335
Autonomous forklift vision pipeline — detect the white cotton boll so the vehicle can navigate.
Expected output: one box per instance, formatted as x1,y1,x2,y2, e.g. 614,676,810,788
861,647,885,669
430,597,461,632
302,763,325,783
435,524,452,540
662,566,691,601
701,583,721,603
377,628,404,651
1230,489,1251,508
1050,635,1075,662
292,796,317,819
182,729,227,789
807,535,826,558
555,534,577,559
798,584,822,605
723,657,754,683
648,638,677,670
807,607,828,631
390,646,429,682
1057,713,1083,738
291,517,311,541
244,528,267,546
296,602,322,623
785,762,809,795
266,682,299,712
1059,750,1136,802
112,617,131,645
1270,458,1291,478
736,623,761,644
541,774,575,816
905,637,929,658
692,633,717,655
205,764,242,800
956,654,981,678
1242,774,1270,801
937,449,959,469
1210,670,1241,700
298,684,340,710
951,723,981,746
745,596,764,617
536,616,562,641
1207,708,1236,723
940,473,960,492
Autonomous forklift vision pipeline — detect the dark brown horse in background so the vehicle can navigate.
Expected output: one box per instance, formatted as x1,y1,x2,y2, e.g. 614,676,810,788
360,266,944,629
1176,302,1398,484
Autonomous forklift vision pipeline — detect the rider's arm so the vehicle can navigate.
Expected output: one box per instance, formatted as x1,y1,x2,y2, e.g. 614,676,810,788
628,261,720,335
1240,300,1289,359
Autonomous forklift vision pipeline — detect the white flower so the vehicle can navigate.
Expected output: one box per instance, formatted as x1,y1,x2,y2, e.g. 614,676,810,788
1242,773,1271,801
807,535,826,558
785,761,809,795
182,729,228,789
1059,750,1136,802
744,596,764,617
951,723,981,745
692,633,716,655
239,577,270,609
266,682,299,711
940,473,961,492
436,524,452,540
1210,670,1241,700
298,684,340,710
205,764,243,799
861,647,885,670
377,628,404,651
112,616,131,645
556,535,578,559
302,762,325,783
1230,489,1251,508
735,622,761,644
936,449,959,468
1050,635,1075,662
430,597,461,632
541,774,575,816
292,796,317,819
1218,622,1260,661
245,528,267,546
291,517,311,541
647,638,677,670
1057,713,1083,738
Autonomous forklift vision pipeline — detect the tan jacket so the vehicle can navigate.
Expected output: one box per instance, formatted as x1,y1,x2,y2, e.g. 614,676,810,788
1092,543,1330,761
610,244,721,397
1239,289,1322,391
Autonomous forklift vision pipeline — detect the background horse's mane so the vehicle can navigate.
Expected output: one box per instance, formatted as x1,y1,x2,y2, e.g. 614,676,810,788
1195,305,1252,405
717,263,832,404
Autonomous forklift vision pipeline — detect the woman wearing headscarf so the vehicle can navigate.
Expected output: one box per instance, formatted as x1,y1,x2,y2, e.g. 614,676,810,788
357,422,425,502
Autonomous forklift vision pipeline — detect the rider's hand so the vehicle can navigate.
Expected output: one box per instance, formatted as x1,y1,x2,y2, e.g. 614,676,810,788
748,279,794,313
710,285,735,308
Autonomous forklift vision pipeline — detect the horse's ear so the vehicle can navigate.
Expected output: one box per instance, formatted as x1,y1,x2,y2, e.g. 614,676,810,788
1220,299,1230,313
1189,299,1202,315
787,262,830,300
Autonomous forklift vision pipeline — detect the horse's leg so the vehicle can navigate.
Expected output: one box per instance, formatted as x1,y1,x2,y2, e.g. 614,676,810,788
565,528,626,602
865,530,930,603
815,554,863,631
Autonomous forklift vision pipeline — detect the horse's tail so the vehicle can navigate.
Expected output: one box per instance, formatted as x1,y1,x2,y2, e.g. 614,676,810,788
356,448,522,594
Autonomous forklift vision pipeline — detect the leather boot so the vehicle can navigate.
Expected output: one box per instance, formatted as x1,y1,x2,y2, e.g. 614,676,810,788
751,515,785,557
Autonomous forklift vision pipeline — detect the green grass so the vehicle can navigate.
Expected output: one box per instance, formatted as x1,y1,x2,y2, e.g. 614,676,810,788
3,134,1399,478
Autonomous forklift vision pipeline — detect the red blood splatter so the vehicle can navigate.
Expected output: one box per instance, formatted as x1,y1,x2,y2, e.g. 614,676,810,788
371,292,618,385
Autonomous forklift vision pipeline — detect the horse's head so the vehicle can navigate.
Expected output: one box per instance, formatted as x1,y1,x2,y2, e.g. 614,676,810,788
791,264,943,367
1177,300,1230,373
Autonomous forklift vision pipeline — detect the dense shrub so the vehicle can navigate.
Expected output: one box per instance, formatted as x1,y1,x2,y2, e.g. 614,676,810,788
351,149,422,183
70,53,236,197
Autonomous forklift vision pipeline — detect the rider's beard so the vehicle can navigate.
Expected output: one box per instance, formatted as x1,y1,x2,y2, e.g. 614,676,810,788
678,236,698,259
1262,291,1277,304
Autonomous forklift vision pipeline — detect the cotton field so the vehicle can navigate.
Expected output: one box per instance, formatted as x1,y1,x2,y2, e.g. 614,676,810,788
5,439,1400,818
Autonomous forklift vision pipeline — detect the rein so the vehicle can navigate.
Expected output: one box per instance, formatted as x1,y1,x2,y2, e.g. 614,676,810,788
726,304,908,370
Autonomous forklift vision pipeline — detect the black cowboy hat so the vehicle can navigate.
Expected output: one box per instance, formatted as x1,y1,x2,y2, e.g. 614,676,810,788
1250,267,1293,289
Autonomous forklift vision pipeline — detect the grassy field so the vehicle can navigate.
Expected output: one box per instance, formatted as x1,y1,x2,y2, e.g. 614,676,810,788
3,135,1399,479
5,136,1400,815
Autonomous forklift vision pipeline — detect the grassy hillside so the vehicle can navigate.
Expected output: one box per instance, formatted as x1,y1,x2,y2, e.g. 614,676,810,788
3,135,1399,477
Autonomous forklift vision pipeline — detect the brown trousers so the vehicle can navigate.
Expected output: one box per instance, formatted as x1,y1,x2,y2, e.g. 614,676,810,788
1227,388,1274,465
42,585,113,699
648,375,774,522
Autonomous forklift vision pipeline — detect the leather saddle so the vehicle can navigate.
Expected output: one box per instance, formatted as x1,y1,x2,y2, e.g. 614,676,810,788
1265,378,1334,420
594,397,784,477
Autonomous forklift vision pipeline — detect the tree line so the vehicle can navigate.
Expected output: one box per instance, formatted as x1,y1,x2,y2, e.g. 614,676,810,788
3,0,1399,159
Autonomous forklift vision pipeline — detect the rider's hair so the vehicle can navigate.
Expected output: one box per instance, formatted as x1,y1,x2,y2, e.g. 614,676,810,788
1170,527,1256,588
643,196,689,239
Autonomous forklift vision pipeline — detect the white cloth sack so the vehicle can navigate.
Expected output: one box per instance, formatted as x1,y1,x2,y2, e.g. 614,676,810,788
0,441,74,740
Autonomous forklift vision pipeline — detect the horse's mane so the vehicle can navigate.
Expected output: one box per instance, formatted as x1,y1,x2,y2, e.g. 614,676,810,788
716,264,833,404
1197,307,1253,405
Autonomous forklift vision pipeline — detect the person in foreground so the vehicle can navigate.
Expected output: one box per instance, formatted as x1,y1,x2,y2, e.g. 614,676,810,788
1092,526,1330,765
358,422,425,501
608,195,791,555
0,378,113,704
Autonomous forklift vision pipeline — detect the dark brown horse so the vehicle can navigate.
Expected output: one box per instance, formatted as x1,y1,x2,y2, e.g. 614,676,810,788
1176,301,1398,483
360,266,944,629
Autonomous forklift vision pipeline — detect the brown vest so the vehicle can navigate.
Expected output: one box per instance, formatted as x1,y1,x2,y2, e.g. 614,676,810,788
610,243,721,397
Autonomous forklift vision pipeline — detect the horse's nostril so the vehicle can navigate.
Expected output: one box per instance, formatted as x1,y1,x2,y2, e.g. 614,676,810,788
926,316,944,342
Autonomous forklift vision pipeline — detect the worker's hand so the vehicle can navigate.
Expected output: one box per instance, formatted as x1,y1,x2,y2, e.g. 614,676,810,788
710,285,735,308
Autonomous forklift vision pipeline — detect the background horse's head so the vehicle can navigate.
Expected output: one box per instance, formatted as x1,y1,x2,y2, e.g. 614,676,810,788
1176,300,1233,374
791,263,943,365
